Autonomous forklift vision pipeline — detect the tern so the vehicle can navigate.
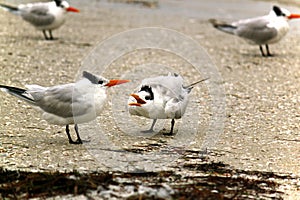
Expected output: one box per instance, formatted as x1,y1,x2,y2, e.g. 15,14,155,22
128,73,208,135
0,71,129,144
209,5,300,56
0,0,79,40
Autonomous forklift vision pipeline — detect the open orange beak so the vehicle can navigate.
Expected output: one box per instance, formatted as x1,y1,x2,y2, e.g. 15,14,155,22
128,94,146,107
288,13,300,19
105,79,130,87
67,7,80,13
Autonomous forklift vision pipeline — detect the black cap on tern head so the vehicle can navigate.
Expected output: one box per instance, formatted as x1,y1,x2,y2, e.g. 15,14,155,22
139,85,154,100
273,6,284,16
82,71,105,85
54,0,62,6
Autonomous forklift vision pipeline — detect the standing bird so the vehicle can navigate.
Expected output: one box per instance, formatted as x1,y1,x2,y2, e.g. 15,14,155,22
0,71,130,144
128,73,208,135
209,6,300,56
0,0,79,40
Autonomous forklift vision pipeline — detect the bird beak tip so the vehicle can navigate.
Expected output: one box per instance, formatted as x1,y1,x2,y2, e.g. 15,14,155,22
67,7,80,13
128,102,142,107
288,14,300,19
106,79,130,87
130,93,147,105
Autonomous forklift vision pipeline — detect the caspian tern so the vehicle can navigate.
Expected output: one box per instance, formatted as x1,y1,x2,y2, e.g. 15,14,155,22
0,0,79,40
128,73,208,135
0,71,129,144
209,5,300,56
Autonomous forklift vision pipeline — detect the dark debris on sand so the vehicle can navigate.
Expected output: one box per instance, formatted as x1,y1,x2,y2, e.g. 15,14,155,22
108,0,159,8
0,160,298,199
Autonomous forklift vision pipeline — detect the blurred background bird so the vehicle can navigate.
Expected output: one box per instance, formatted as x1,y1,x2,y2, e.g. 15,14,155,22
209,5,300,56
0,0,79,40
0,71,129,144
128,73,208,135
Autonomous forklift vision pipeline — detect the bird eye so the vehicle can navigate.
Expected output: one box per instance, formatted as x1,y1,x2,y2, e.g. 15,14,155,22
98,80,104,84
145,96,151,100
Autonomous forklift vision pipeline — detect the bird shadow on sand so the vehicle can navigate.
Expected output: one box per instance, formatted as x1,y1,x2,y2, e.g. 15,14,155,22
21,34,50,41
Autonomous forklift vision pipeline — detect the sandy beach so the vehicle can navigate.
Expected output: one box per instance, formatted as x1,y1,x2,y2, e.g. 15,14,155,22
0,0,299,198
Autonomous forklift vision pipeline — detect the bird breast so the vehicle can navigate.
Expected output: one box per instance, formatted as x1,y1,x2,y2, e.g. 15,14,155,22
266,17,289,44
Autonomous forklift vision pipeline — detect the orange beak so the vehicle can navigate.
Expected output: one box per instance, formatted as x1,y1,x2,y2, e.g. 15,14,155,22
288,13,300,19
128,94,146,107
128,102,142,107
105,79,130,87
67,7,80,13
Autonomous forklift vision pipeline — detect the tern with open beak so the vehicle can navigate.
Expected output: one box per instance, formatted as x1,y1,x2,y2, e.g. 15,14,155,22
0,0,79,40
0,71,130,144
209,5,300,56
128,73,208,135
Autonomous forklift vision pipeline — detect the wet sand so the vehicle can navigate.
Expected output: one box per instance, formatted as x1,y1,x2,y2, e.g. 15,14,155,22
0,0,299,198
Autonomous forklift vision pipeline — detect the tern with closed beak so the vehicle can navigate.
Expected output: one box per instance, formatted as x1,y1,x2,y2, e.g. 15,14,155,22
0,71,130,144
209,5,300,56
0,0,79,40
128,73,208,135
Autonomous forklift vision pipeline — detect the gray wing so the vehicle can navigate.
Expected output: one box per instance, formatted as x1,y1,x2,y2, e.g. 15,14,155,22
20,5,55,26
28,84,92,118
234,17,277,44
141,74,185,99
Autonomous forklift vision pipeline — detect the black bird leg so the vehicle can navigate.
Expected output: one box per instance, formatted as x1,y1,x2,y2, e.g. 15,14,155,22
48,30,54,40
65,124,82,144
66,124,74,144
164,119,175,136
74,124,83,144
259,45,273,57
259,45,266,57
265,44,273,57
42,30,54,40
170,119,175,135
42,30,49,40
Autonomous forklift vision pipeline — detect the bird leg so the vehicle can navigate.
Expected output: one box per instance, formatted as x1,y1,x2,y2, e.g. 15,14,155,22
170,119,175,135
65,124,82,144
48,30,54,40
164,119,175,136
42,30,49,40
142,119,157,133
259,45,266,57
66,125,75,144
265,44,273,57
74,124,83,144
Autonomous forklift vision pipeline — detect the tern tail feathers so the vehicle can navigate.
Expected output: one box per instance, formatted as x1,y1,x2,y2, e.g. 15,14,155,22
184,77,209,93
0,85,35,104
0,3,19,14
209,19,236,35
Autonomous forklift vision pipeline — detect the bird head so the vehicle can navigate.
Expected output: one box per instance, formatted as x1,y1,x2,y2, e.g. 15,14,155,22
82,71,130,88
272,6,300,20
128,85,154,107
54,0,80,13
